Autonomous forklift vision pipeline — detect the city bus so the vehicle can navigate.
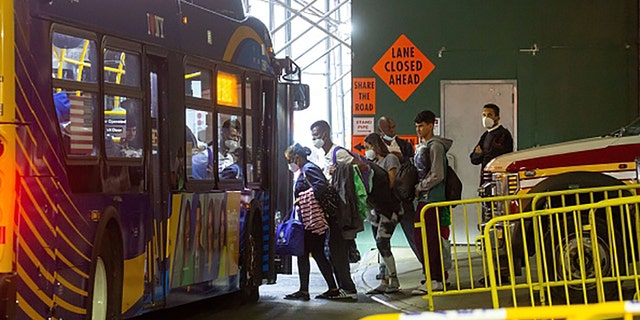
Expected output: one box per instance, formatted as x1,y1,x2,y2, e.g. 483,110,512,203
0,0,308,318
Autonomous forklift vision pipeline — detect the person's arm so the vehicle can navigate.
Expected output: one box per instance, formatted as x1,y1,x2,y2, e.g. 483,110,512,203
416,142,445,192
303,164,329,199
385,154,401,188
469,133,486,165
484,128,513,160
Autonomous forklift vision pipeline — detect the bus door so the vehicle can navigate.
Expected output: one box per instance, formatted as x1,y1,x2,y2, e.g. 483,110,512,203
144,52,170,307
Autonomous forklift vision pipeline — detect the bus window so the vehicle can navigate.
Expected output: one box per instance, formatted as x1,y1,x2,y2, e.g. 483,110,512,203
105,96,143,158
104,48,141,87
54,90,98,156
185,65,212,100
52,32,98,83
186,108,214,180
218,114,242,181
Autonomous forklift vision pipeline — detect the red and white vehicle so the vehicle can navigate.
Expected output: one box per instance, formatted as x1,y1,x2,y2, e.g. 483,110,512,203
485,117,639,199
482,118,640,301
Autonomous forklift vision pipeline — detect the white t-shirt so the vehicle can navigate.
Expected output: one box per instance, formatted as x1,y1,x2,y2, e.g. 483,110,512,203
322,144,354,179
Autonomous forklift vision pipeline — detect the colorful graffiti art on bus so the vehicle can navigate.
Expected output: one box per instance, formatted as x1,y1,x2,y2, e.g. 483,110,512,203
169,192,240,291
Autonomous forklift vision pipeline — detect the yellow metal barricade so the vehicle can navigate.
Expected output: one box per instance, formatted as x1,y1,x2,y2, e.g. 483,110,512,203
360,300,640,320
414,184,640,311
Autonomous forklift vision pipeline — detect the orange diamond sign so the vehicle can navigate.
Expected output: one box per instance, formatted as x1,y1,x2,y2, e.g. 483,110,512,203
372,34,435,101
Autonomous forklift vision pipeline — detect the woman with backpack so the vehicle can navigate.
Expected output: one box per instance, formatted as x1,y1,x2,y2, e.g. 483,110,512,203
363,133,402,294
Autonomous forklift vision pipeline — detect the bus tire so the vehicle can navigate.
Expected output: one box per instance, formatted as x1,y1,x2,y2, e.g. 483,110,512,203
87,221,123,320
239,209,263,303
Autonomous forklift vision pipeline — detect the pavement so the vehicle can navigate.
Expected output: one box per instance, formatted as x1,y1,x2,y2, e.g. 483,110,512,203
264,219,502,313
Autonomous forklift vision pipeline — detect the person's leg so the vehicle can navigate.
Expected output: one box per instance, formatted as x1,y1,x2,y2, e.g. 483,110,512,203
328,221,357,296
370,222,386,280
368,212,400,294
400,200,422,262
413,201,427,274
310,232,338,290
284,231,312,301
412,202,445,295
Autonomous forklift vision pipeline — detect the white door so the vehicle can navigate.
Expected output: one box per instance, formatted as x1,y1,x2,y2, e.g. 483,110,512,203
441,80,517,241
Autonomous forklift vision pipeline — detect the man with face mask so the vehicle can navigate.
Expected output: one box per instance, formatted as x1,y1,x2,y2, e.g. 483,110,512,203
469,103,513,186
378,116,414,163
219,118,242,175
309,120,361,300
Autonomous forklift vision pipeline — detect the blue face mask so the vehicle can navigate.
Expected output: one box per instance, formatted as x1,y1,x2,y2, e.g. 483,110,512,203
383,135,395,142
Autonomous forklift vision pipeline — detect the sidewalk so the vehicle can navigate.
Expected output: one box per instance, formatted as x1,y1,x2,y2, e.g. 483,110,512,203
354,246,428,312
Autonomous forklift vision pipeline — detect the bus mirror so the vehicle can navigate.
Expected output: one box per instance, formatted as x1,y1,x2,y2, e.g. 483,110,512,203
290,83,310,111
277,82,310,111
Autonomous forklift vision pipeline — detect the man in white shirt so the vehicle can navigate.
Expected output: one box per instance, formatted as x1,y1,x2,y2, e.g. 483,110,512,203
309,120,359,300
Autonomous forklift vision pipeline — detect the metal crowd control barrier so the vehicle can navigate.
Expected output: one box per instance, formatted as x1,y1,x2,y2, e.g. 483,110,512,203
414,184,640,311
359,300,640,320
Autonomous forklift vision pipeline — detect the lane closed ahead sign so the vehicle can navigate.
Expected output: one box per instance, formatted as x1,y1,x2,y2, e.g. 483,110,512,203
372,34,435,102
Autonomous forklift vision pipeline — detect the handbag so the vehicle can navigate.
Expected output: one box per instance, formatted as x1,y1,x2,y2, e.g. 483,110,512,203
297,188,329,235
303,175,340,218
275,208,305,256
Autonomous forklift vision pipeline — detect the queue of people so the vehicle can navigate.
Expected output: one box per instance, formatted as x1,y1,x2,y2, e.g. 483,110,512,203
280,103,513,300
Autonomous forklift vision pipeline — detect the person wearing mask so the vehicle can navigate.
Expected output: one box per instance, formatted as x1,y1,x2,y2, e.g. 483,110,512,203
363,133,402,294
219,118,242,174
411,110,453,295
378,116,414,162
310,120,361,300
377,116,421,276
469,103,513,187
283,143,341,301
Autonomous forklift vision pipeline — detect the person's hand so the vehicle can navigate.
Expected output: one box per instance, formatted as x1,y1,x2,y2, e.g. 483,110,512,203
328,164,336,175
474,145,483,154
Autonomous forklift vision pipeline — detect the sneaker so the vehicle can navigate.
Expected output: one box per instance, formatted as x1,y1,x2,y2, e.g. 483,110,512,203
328,289,357,301
386,277,400,293
315,289,340,299
411,280,443,295
366,284,387,294
284,291,310,301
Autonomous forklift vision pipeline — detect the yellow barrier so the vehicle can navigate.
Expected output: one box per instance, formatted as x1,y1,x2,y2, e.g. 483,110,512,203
360,300,640,320
414,184,640,311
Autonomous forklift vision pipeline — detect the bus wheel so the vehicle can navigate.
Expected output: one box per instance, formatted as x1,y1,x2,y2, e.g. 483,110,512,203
91,256,108,319
88,227,123,320
240,211,262,303
543,214,621,303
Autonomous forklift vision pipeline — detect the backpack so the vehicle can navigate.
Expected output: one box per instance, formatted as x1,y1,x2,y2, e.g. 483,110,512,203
445,165,462,205
366,161,400,216
425,140,463,205
393,160,419,201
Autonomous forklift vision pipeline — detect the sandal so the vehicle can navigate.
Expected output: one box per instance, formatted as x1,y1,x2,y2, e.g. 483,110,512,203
284,291,310,301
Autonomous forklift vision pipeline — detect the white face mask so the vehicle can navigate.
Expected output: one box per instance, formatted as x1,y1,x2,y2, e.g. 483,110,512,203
287,162,300,172
312,138,324,149
365,149,376,160
382,134,395,142
225,140,239,152
482,116,495,129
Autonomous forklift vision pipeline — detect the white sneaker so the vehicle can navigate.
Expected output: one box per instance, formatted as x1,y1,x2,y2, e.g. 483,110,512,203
411,280,443,295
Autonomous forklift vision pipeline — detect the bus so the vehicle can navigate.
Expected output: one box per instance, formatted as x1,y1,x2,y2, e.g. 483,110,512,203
0,0,308,319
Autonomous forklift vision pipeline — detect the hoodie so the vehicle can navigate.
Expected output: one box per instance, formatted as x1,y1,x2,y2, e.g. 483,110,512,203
414,136,453,202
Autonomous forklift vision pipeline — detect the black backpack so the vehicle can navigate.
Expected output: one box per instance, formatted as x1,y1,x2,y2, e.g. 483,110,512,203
393,161,419,201
366,161,400,215
445,165,463,205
